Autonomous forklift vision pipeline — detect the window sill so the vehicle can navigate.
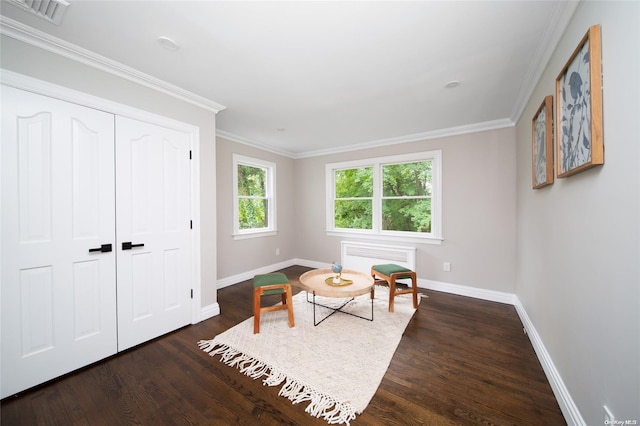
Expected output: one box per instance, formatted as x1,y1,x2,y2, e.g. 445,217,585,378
233,230,277,240
326,230,443,245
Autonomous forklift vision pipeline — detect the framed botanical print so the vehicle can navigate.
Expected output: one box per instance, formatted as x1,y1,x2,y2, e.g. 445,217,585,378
555,24,604,178
532,95,554,189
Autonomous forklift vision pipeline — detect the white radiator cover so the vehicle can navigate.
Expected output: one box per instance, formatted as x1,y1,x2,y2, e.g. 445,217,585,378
341,241,416,274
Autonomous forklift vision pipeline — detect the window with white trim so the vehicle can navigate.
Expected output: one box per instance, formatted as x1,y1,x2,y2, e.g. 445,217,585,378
233,154,276,239
326,151,442,242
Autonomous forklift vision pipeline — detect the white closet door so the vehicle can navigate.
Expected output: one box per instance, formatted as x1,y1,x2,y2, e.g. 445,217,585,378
1,87,117,398
115,116,192,351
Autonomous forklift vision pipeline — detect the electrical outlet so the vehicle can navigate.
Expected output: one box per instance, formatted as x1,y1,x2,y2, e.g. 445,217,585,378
443,262,451,272
275,248,280,256
603,405,615,424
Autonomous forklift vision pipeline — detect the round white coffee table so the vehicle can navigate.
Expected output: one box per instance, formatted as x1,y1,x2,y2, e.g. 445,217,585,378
298,268,375,325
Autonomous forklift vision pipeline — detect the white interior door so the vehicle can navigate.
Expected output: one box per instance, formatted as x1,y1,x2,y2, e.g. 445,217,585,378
115,116,192,351
1,87,117,398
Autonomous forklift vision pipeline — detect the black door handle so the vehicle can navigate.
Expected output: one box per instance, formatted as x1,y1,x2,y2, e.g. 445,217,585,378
89,243,112,253
122,242,145,250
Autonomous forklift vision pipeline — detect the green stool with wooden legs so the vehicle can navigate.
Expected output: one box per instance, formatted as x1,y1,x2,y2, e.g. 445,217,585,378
371,264,418,313
253,272,295,334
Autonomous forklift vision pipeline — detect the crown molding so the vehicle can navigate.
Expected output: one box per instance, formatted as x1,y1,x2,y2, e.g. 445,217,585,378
216,129,298,158
0,16,226,114
295,119,515,159
510,0,580,123
218,118,514,160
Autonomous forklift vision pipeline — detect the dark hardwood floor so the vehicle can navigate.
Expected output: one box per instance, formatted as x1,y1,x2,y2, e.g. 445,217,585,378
1,265,565,425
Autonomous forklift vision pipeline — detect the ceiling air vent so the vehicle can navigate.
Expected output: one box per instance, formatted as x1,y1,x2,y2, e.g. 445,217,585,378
6,0,70,25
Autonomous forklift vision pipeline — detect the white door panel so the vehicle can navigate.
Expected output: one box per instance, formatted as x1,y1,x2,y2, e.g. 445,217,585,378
1,87,117,398
1,86,195,396
115,116,192,351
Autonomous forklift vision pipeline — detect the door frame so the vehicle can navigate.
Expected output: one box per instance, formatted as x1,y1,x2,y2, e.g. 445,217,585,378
1,69,203,324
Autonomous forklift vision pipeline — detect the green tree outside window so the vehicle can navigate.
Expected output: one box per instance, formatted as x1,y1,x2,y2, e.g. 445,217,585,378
334,167,373,229
332,161,432,233
238,164,268,229
382,161,432,233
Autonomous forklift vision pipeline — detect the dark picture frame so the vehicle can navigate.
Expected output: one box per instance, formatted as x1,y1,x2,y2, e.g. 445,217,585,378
555,24,604,178
532,95,554,189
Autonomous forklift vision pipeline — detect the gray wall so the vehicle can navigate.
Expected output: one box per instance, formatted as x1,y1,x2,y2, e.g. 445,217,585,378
1,35,220,308
218,128,517,295
216,137,297,279
293,128,518,293
515,1,640,423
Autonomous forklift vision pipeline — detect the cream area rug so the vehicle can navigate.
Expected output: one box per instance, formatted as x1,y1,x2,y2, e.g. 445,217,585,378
198,285,420,425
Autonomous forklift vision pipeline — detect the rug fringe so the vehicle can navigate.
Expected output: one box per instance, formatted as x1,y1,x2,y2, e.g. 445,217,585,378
197,338,217,353
197,339,358,426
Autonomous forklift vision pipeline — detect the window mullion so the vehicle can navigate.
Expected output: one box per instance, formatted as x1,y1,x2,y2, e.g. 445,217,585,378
372,164,381,232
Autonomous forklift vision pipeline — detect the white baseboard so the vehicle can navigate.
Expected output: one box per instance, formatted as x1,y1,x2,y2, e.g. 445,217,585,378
513,298,585,426
216,261,516,304
216,258,332,290
291,258,331,270
200,303,220,321
419,278,517,305
216,259,297,289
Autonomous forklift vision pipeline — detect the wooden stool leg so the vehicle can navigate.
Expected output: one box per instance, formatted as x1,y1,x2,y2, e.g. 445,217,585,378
411,273,418,309
253,288,261,334
388,275,396,313
285,285,295,328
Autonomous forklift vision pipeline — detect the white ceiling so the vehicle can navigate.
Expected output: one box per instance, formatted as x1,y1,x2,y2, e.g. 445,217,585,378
0,1,578,157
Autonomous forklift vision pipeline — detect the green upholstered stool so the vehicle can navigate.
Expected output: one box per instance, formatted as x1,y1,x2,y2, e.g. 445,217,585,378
253,273,294,334
371,264,418,313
